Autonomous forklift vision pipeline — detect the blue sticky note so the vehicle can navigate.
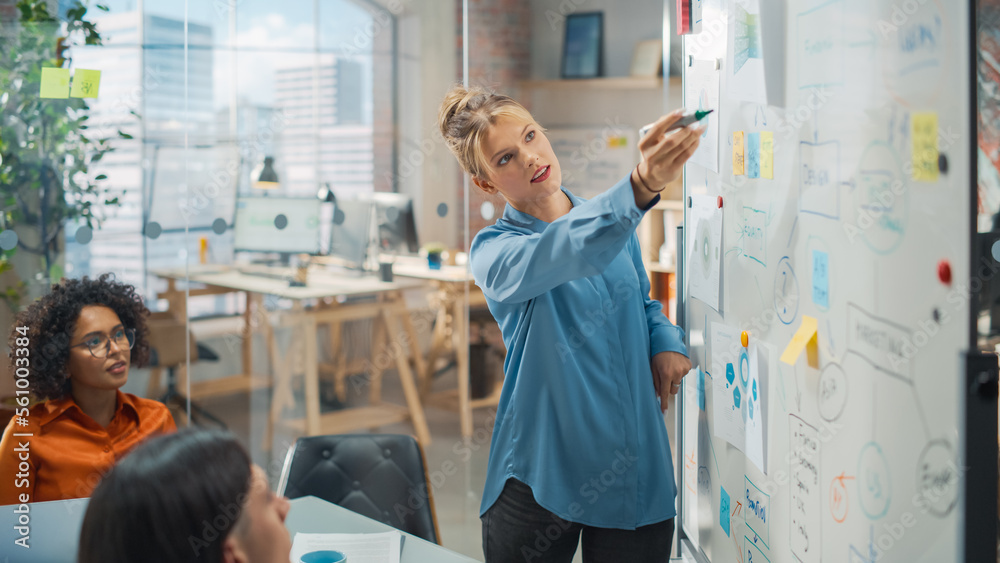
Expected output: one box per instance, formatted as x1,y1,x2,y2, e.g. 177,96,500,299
747,132,761,178
812,250,829,308
698,369,706,411
720,486,731,536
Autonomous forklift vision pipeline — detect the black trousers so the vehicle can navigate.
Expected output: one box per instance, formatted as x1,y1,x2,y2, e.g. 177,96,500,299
482,478,675,563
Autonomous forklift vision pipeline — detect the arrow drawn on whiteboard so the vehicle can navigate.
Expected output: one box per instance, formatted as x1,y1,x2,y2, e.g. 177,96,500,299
755,105,767,127
910,384,932,441
787,216,798,248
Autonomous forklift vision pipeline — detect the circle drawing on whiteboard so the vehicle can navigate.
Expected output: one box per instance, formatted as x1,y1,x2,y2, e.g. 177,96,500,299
855,142,909,255
916,440,958,518
818,363,848,422
857,442,892,520
695,216,713,279
830,477,849,523
773,257,800,325
739,349,750,388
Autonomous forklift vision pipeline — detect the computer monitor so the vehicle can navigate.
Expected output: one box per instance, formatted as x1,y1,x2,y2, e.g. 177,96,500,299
233,196,322,256
329,199,374,268
367,192,420,254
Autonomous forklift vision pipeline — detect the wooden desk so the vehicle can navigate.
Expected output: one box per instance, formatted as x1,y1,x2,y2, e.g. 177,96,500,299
154,265,432,446
392,258,502,439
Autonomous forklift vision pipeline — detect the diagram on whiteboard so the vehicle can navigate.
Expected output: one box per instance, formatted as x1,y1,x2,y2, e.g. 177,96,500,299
686,59,721,172
727,0,767,103
689,194,723,312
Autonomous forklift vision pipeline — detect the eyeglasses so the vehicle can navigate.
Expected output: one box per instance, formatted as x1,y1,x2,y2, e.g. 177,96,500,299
70,327,136,359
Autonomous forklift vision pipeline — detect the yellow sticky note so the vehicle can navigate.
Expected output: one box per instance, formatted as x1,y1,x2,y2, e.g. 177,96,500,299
733,131,745,175
780,315,819,368
40,67,70,99
761,131,774,179
70,69,101,99
912,112,938,182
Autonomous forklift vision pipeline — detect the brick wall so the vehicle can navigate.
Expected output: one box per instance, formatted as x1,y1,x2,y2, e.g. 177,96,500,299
455,0,532,247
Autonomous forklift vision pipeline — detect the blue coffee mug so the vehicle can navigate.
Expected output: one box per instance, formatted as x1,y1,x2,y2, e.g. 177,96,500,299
300,550,347,563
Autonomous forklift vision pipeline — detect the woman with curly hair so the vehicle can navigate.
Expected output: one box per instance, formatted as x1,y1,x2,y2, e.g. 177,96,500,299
0,273,176,505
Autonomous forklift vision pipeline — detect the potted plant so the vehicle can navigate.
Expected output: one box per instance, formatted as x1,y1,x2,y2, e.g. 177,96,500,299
0,0,126,310
422,242,445,270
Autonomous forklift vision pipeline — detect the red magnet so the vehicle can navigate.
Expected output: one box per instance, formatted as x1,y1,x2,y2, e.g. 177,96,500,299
937,260,951,285
717,196,723,208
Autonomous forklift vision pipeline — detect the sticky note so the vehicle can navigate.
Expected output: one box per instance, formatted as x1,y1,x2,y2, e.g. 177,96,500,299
70,69,101,98
40,67,70,99
781,315,819,368
720,486,731,536
698,368,706,411
747,132,760,178
733,132,745,175
761,132,774,179
812,250,829,308
912,112,938,182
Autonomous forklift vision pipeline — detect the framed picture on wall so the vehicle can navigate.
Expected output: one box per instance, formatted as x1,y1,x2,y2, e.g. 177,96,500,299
561,12,603,79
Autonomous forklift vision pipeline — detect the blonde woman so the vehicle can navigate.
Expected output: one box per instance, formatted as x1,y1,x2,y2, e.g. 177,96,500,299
439,86,701,562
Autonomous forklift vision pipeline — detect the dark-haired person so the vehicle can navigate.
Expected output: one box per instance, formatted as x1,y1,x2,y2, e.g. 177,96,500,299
439,86,699,562
0,273,176,505
78,428,291,563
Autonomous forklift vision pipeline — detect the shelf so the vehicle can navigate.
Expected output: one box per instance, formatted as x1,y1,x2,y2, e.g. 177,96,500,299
520,76,679,90
654,199,684,211
647,262,676,274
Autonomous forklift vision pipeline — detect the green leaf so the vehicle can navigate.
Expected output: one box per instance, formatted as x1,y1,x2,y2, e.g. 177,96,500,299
94,174,107,180
118,131,133,139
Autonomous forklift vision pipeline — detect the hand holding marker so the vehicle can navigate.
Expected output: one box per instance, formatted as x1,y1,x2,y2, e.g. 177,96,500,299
639,109,713,139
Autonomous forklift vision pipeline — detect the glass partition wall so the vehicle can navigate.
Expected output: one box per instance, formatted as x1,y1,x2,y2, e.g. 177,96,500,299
0,0,684,559
2,0,473,538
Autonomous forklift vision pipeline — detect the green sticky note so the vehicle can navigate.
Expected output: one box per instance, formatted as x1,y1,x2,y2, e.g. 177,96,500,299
40,67,70,99
71,69,101,99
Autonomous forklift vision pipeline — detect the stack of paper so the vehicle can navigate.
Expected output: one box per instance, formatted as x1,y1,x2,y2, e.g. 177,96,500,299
291,531,403,563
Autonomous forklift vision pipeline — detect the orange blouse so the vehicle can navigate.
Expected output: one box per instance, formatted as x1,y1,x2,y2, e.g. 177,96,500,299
0,390,176,505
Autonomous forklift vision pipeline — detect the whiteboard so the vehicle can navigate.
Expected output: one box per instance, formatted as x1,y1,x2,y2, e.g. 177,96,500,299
678,1,973,562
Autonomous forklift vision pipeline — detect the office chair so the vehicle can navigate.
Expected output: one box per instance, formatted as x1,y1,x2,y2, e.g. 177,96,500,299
150,343,227,429
145,312,226,429
277,434,440,544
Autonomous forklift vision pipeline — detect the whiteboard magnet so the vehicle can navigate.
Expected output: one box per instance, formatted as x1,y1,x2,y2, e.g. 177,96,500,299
741,331,749,347
938,260,952,285
717,196,724,209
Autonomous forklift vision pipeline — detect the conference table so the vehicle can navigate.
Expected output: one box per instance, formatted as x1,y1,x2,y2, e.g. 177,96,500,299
153,263,432,446
286,496,479,562
0,496,478,562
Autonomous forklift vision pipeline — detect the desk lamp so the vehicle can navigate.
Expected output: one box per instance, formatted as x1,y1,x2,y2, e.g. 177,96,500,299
253,156,280,194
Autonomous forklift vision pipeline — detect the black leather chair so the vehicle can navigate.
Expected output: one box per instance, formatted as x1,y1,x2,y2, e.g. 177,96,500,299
277,434,439,544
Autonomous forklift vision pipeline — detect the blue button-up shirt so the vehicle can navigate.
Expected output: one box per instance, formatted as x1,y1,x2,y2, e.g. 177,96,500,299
471,174,687,529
